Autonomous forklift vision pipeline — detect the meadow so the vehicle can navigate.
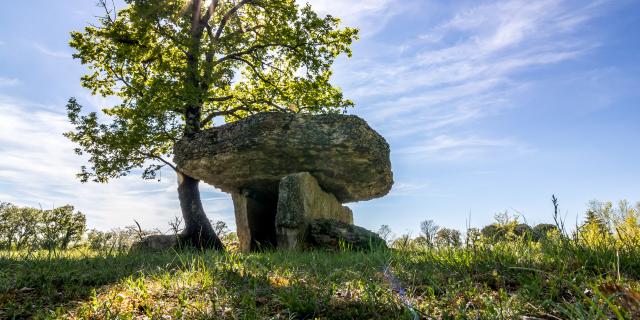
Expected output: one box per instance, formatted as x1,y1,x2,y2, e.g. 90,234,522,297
2,234,639,319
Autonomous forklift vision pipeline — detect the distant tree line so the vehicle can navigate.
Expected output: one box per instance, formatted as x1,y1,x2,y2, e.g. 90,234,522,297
3,197,638,253
0,202,86,251
0,201,238,253
379,197,640,251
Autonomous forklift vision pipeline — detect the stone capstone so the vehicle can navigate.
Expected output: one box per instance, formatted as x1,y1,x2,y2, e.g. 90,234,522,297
173,112,394,252
173,112,393,203
306,218,387,251
276,172,353,250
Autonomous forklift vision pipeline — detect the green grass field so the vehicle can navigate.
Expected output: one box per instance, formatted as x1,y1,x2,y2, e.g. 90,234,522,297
2,238,639,319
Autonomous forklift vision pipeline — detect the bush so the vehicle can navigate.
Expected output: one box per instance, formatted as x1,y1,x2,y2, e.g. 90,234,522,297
480,223,506,242
513,223,532,239
577,200,640,249
532,223,558,241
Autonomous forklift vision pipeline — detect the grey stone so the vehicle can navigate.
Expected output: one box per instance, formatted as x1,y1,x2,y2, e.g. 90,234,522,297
173,112,393,203
133,234,177,251
276,172,353,250
306,219,387,251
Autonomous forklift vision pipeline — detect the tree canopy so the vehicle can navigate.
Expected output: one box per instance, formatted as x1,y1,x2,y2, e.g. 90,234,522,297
66,0,358,182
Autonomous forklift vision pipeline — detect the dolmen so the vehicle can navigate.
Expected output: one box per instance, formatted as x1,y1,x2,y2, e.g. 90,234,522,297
174,112,393,252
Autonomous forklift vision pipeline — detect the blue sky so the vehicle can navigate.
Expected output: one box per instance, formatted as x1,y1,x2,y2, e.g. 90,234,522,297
0,0,639,236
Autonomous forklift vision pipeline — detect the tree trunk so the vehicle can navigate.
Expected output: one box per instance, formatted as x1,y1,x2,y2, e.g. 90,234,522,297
177,170,225,250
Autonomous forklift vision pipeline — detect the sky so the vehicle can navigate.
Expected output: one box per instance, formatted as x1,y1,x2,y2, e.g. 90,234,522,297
0,0,639,237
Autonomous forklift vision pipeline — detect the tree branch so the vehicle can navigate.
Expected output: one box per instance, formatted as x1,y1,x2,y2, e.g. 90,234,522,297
190,0,203,37
214,0,254,40
139,151,177,172
201,0,219,25
202,105,252,125
213,42,306,66
207,95,234,102
228,55,290,102
223,24,264,39
97,0,116,24
152,18,189,56
236,97,289,113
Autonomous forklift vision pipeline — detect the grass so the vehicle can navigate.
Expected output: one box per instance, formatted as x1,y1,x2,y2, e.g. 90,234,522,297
1,239,639,319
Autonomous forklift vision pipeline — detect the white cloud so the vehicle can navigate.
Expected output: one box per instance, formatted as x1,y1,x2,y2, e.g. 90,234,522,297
396,135,531,161
0,77,20,87
33,42,72,59
388,181,430,197
301,0,403,36
333,0,608,161
0,95,233,231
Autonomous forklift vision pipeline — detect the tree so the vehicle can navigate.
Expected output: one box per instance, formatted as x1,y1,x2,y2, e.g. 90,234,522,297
66,0,358,249
465,227,481,247
420,219,439,247
513,223,532,240
0,204,41,250
435,228,461,248
481,223,506,242
377,224,393,243
40,205,87,250
212,220,229,238
583,200,612,235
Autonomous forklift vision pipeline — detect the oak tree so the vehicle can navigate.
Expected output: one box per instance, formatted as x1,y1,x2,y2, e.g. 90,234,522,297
66,0,357,249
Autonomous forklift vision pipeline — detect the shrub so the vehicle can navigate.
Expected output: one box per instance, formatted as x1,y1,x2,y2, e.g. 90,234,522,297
481,223,506,242
532,223,558,241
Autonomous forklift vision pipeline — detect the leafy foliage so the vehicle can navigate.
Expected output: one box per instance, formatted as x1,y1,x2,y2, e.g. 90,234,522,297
434,227,461,247
578,200,640,250
65,0,358,182
0,203,40,250
39,205,87,250
0,203,86,250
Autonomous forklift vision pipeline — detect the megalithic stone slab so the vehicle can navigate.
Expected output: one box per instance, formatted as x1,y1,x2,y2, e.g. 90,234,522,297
173,112,393,203
306,218,387,251
276,172,353,250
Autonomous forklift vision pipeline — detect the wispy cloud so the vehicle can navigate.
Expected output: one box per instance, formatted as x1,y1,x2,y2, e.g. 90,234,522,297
388,181,431,197
396,135,531,161
0,95,233,231
302,0,405,36
335,0,607,161
33,42,72,59
0,77,20,87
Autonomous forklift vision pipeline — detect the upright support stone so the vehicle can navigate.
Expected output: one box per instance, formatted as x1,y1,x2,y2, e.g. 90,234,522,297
232,190,277,252
276,172,353,250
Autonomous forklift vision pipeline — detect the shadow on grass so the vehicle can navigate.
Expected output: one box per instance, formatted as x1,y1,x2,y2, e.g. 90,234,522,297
3,245,636,319
200,252,409,319
0,249,199,318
